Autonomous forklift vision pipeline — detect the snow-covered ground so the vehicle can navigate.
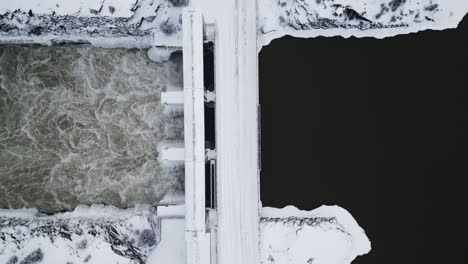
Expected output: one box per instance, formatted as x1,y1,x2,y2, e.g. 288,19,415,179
258,0,468,49
0,204,186,264
0,0,137,17
146,218,186,263
0,0,185,48
261,206,371,264
2,0,467,48
0,205,160,264
147,205,186,264
1,204,369,264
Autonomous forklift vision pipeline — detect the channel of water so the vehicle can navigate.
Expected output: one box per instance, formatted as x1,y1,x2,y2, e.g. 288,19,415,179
0,45,184,213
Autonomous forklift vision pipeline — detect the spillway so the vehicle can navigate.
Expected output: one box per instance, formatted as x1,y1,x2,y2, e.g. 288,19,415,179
0,45,183,213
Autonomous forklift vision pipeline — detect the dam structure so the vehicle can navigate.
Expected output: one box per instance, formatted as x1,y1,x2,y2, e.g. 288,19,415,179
180,1,261,264
0,0,262,262
161,3,261,263
1,0,467,264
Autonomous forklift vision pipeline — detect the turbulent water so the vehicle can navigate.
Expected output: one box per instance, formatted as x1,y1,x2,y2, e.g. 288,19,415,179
0,45,183,213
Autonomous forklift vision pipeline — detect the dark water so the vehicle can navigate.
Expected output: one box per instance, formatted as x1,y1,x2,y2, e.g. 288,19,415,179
0,45,183,213
260,16,467,264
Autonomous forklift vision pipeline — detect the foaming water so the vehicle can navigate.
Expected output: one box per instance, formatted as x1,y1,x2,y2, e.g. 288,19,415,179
0,45,183,213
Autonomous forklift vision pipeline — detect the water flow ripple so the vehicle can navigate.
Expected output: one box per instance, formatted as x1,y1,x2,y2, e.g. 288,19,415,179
0,45,183,213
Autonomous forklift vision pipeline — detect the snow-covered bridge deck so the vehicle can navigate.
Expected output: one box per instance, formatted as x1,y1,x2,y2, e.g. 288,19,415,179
212,1,261,264
182,0,261,263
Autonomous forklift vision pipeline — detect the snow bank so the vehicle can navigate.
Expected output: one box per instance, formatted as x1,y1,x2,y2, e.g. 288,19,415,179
0,205,160,264
0,0,185,48
258,0,468,49
0,0,137,18
261,205,371,264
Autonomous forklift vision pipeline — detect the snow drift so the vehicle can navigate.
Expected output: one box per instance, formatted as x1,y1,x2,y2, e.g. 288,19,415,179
261,205,371,264
0,0,185,48
0,205,160,264
258,0,468,49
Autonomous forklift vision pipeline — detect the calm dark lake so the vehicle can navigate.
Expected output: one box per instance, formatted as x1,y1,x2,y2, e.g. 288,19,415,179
260,15,467,264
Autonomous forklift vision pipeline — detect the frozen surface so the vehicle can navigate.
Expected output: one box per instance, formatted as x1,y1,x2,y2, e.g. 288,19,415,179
146,218,185,264
0,45,183,213
0,205,160,264
210,0,261,262
261,206,371,264
258,0,468,48
0,0,136,18
0,0,185,48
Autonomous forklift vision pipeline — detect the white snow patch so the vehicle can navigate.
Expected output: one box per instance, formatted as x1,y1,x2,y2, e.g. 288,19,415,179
0,205,160,264
0,0,137,17
261,205,371,264
157,205,185,218
0,208,39,218
157,140,185,169
0,204,155,220
0,205,187,264
148,46,179,63
0,0,185,48
147,218,186,264
258,0,468,50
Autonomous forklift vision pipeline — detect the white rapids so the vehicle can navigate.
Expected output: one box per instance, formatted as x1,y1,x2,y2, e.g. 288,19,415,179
0,45,184,213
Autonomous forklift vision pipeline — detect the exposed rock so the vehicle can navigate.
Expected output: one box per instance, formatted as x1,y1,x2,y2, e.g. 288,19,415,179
6,256,19,264
389,0,406,12
19,249,44,264
139,229,158,247
160,20,177,36
168,0,189,7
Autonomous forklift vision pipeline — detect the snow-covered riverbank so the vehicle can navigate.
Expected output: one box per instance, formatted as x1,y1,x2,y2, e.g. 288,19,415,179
261,206,371,264
0,204,369,264
2,0,466,49
0,205,161,264
258,0,468,49
0,0,184,48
